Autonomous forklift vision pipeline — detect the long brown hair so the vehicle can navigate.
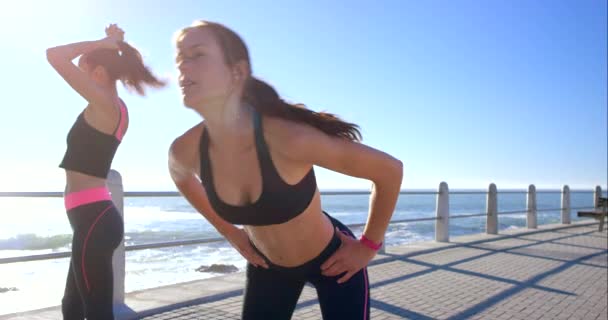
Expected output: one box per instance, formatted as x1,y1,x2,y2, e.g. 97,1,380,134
83,42,165,96
176,21,362,142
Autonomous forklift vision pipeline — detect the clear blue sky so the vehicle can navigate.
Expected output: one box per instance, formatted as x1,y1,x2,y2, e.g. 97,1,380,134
0,0,606,191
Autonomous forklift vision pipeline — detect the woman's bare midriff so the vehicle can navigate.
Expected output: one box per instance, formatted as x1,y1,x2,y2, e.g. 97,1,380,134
245,191,335,267
64,170,108,194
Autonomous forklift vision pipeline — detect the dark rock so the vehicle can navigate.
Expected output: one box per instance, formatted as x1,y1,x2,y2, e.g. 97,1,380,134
0,287,18,293
195,264,238,274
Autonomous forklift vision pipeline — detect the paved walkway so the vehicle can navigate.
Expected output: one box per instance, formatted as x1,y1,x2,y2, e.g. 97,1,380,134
4,221,607,320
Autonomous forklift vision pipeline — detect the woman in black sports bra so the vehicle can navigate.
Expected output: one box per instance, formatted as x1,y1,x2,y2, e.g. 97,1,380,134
47,24,164,319
169,21,403,320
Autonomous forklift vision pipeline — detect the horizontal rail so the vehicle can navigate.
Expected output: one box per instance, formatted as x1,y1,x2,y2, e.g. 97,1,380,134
0,216,437,264
497,210,529,216
126,237,226,251
0,191,386,197
447,191,488,195
452,206,598,219
2,190,601,198
348,216,439,228
1,203,600,265
0,251,71,264
390,216,439,223
0,190,444,198
0,238,232,264
0,192,64,197
0,190,440,197
536,207,564,212
451,213,488,219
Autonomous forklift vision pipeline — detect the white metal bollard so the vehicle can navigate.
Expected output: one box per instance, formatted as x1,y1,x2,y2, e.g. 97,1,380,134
561,185,571,225
435,182,450,242
527,184,537,229
486,183,498,234
594,186,602,208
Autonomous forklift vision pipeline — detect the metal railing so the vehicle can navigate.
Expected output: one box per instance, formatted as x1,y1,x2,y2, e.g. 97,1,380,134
0,170,604,307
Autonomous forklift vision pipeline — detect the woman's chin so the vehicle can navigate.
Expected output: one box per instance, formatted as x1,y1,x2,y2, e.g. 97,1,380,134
182,95,197,109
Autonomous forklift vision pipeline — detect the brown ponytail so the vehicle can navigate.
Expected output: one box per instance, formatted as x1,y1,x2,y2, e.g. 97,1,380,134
83,42,166,96
177,21,361,142
244,77,361,142
116,41,165,95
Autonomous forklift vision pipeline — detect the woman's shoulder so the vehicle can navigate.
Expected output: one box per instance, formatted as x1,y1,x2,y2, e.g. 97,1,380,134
264,115,311,139
262,115,324,160
173,122,204,144
169,122,205,164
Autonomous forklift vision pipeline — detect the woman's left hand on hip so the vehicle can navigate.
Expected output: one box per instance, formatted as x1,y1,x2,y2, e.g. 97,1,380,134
320,227,376,283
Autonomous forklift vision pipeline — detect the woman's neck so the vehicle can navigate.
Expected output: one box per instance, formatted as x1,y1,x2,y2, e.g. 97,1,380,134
198,98,256,150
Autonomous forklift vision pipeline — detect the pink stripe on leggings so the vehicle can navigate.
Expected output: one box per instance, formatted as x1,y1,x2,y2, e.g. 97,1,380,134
363,268,369,320
81,204,113,292
64,187,111,210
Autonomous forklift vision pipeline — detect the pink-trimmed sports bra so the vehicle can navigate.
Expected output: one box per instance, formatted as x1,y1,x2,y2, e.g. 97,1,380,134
59,99,128,179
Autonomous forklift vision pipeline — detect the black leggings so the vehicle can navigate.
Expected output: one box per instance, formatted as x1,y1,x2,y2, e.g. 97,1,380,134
62,200,124,320
243,213,370,320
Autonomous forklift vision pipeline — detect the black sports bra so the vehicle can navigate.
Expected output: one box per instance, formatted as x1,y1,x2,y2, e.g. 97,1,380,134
199,111,317,226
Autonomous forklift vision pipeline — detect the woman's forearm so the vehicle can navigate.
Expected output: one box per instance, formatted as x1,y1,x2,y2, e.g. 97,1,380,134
46,39,108,65
362,161,403,244
174,177,238,237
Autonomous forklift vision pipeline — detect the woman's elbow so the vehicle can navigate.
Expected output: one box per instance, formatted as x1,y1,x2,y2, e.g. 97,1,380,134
373,158,403,190
392,159,404,187
45,47,66,67
45,48,54,60
46,48,58,65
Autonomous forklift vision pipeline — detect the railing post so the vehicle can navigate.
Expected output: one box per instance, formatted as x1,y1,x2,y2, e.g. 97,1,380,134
596,186,606,232
107,170,125,306
594,185,602,208
435,182,449,242
527,184,537,229
486,183,498,234
561,185,571,224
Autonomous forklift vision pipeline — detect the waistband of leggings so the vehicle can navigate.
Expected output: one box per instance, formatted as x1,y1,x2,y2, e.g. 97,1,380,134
64,186,112,211
252,226,342,273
